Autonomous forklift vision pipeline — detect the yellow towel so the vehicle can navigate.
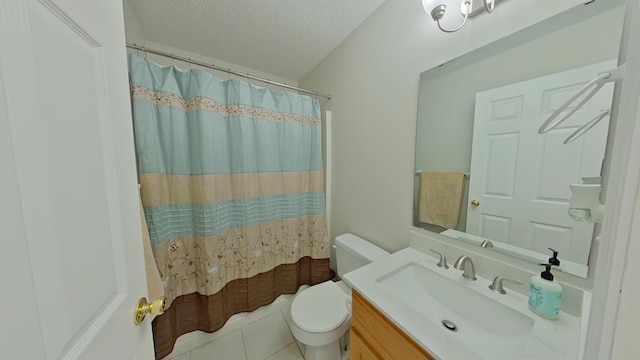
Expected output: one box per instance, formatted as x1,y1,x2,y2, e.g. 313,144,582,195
418,171,465,229
138,194,165,301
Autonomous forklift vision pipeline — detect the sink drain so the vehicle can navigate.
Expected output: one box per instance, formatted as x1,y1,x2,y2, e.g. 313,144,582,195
442,320,458,332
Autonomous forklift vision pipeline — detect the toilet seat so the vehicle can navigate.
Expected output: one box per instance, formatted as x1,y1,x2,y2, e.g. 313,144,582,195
290,280,350,333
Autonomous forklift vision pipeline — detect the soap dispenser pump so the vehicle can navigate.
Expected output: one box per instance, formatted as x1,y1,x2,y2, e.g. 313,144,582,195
528,260,563,320
547,248,560,267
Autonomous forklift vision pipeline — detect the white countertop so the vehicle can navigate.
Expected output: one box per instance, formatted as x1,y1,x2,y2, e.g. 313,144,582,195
343,247,589,360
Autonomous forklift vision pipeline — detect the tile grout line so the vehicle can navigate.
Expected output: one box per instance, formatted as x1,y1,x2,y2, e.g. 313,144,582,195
280,308,305,357
186,302,300,360
240,327,250,360
262,312,297,360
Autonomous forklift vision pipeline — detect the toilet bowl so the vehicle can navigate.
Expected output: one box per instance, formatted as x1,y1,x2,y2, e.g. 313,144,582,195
289,281,351,360
289,233,390,360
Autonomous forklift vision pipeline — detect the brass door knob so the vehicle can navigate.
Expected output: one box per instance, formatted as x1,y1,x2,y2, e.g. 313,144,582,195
134,296,166,325
471,200,480,207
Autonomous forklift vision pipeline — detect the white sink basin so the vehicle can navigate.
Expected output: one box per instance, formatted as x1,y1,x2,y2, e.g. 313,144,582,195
376,262,534,359
343,247,586,360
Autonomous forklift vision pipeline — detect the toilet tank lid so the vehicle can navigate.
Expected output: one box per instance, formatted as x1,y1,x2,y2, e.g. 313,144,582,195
335,233,390,261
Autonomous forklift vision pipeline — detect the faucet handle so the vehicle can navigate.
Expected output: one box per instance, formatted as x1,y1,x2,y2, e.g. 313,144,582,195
488,276,523,295
429,249,449,269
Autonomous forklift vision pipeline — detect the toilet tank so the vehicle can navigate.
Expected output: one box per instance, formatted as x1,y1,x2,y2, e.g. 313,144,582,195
335,233,390,279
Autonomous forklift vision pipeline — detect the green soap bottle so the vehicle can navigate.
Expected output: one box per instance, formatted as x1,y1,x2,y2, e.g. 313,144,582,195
528,250,562,320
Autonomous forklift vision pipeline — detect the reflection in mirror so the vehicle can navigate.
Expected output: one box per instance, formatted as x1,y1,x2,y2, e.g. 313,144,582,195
413,0,625,278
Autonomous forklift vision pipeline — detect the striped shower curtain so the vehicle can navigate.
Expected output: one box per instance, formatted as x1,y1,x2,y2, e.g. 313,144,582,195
128,54,331,358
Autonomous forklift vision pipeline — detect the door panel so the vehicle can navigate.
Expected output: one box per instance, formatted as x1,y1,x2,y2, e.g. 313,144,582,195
484,133,519,198
537,130,584,202
530,222,573,255
479,214,511,243
468,60,615,263
0,0,153,359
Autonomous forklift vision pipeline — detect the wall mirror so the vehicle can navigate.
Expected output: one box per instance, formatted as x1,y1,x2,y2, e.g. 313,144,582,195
413,0,625,278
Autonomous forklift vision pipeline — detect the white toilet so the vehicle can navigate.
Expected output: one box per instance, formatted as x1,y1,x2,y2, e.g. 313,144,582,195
289,233,390,360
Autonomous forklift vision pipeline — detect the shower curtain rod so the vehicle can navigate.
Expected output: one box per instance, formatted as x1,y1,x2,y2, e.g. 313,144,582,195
126,43,332,100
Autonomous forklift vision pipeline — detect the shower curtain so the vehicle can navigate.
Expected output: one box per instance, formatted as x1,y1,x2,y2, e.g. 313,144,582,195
128,54,331,359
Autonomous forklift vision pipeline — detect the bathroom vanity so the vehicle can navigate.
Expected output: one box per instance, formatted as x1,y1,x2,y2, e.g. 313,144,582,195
344,242,589,360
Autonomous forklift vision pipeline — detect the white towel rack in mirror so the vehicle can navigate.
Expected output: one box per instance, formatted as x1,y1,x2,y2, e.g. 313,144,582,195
564,109,611,144
538,63,626,139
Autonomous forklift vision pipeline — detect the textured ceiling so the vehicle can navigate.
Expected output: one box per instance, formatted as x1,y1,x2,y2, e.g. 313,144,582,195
127,0,388,80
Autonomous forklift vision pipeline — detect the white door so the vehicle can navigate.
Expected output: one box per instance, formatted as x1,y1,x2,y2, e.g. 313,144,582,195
467,60,615,263
0,1,154,359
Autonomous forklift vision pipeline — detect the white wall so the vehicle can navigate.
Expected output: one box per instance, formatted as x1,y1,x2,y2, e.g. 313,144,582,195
300,0,591,253
123,0,145,45
122,1,298,88
611,176,640,358
609,0,640,350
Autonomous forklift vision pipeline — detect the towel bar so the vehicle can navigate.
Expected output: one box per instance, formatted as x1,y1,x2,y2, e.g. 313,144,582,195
415,171,469,177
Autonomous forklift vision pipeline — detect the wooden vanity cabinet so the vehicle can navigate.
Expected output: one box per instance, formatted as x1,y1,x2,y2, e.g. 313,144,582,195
350,289,436,360
350,330,383,360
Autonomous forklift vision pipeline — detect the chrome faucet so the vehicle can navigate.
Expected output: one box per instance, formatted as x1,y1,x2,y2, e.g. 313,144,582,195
453,255,476,280
488,276,523,295
480,240,493,248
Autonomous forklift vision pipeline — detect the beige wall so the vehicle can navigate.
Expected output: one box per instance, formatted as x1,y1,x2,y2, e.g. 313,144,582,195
300,0,591,252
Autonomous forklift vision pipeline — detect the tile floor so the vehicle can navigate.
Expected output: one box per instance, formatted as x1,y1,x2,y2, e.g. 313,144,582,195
169,306,307,360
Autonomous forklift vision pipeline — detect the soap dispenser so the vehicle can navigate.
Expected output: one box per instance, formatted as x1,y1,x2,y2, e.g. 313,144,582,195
528,259,562,320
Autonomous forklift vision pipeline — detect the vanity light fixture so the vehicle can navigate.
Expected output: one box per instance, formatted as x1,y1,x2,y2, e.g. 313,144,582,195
422,0,496,33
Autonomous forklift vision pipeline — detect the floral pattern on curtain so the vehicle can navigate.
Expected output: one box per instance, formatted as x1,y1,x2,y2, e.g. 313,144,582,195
128,54,331,358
